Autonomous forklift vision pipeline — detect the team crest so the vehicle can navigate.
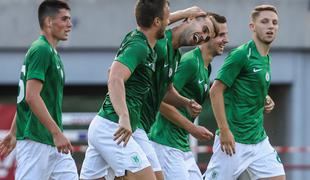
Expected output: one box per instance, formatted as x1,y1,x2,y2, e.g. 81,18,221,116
265,72,270,82
211,170,218,179
204,83,208,92
169,68,173,77
130,152,142,167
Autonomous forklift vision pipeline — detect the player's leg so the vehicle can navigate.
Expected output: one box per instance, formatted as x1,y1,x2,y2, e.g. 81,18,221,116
185,151,203,180
132,129,163,180
247,137,285,180
84,116,154,180
152,141,191,180
203,135,248,180
15,140,53,180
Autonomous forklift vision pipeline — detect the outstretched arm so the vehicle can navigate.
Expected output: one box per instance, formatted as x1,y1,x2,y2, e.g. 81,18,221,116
210,80,235,156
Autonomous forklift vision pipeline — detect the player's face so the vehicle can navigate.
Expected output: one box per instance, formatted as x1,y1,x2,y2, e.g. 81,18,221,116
208,23,229,56
50,9,72,41
251,10,278,45
182,17,214,46
156,2,170,39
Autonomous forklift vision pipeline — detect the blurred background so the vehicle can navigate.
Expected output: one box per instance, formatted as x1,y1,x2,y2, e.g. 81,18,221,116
0,0,310,179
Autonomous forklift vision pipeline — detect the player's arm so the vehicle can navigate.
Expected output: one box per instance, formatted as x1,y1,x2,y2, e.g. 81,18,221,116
163,83,202,118
159,102,213,141
209,80,235,156
0,113,17,158
169,6,206,25
264,95,275,113
108,61,132,147
25,79,72,154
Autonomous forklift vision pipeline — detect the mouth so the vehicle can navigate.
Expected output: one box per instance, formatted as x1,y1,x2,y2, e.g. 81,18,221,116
266,31,274,36
193,33,203,44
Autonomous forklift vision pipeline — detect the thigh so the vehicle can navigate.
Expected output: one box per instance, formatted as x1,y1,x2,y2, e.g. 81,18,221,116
89,116,151,177
15,140,51,180
203,136,240,180
184,152,202,180
133,128,162,172
152,142,189,180
50,152,78,180
247,138,285,180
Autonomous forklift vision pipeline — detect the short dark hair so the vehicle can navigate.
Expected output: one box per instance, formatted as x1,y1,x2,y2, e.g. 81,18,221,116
135,0,166,28
206,12,227,37
38,0,70,29
251,4,278,21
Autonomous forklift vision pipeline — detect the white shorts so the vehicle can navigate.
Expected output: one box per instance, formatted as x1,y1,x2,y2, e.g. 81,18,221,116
80,115,150,179
15,139,78,180
204,136,285,180
132,128,162,172
152,141,202,180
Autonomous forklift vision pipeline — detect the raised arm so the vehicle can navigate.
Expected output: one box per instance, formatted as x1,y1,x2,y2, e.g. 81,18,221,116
169,6,206,25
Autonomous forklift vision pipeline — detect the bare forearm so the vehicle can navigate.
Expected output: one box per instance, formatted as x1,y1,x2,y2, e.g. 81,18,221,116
169,10,187,24
108,78,129,118
163,86,189,108
210,91,229,131
160,102,195,132
9,113,17,135
26,96,61,135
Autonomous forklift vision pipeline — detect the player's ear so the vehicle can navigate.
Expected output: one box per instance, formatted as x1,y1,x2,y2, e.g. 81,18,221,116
249,22,255,32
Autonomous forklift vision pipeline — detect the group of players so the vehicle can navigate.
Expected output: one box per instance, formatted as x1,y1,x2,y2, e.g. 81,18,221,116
0,0,286,180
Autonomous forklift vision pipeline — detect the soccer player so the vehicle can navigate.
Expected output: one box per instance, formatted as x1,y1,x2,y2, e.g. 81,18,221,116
0,1,78,179
133,8,217,180
79,1,169,180
204,5,286,180
148,13,228,180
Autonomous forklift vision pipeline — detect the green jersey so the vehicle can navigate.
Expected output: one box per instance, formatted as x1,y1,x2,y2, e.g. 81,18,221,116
98,29,157,132
16,35,65,146
216,40,271,144
150,47,211,152
138,29,181,133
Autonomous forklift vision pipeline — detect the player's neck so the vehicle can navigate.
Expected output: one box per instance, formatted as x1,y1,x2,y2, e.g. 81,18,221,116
171,26,184,49
137,27,157,48
41,31,58,49
253,36,271,56
199,45,213,68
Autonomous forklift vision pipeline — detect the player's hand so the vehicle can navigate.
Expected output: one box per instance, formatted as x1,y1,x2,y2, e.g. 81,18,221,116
186,99,202,118
53,131,73,154
264,95,275,113
114,115,132,147
190,125,214,141
220,129,235,156
182,6,206,18
0,132,16,159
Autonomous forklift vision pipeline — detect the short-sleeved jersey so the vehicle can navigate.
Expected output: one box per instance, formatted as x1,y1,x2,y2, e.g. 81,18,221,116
98,29,157,132
149,47,211,152
138,29,181,133
216,40,271,144
16,35,65,146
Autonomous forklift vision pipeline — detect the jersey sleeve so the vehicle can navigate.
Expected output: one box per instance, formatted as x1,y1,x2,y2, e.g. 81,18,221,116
216,48,247,87
115,41,148,73
173,53,197,91
26,46,52,82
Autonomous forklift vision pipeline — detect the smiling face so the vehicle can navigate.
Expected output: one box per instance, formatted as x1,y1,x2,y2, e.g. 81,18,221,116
208,22,229,56
250,10,279,45
180,16,215,46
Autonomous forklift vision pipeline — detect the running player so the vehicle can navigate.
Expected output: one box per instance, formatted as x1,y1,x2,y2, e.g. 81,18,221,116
204,5,285,180
149,13,228,180
80,1,169,180
0,1,78,180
